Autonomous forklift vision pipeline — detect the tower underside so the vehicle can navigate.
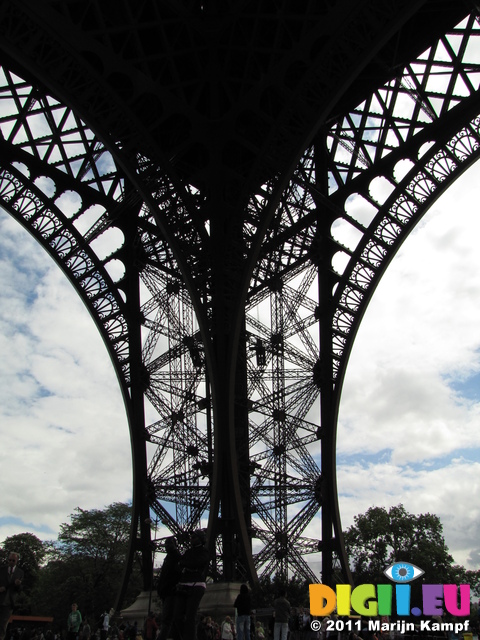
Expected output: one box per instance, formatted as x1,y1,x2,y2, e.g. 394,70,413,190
1,0,480,604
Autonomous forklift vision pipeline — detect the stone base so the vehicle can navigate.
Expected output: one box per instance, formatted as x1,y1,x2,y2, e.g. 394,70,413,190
119,590,161,626
198,582,243,620
118,582,243,626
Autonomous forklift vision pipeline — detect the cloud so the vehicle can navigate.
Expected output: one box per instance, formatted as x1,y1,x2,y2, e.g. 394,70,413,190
0,209,132,542
338,458,480,568
337,165,480,567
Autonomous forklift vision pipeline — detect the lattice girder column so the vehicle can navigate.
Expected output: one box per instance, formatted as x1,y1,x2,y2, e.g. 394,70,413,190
113,202,155,604
0,122,155,600
205,183,260,583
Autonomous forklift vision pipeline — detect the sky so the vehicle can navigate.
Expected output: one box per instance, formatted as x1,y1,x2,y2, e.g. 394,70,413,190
1,159,480,572
337,162,480,570
0,210,132,541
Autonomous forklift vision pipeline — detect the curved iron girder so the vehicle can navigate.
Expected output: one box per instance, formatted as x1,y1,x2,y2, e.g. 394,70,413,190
237,9,480,582
0,56,324,584
0,61,208,598
0,56,259,585
330,102,480,391
0,143,159,606
0,2,326,575
0,1,464,208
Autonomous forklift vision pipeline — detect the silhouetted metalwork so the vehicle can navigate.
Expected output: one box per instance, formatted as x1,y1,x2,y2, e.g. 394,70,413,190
1,1,480,607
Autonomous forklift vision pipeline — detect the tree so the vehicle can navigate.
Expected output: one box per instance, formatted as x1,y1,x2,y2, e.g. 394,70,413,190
58,502,132,563
446,564,480,599
31,503,142,624
344,505,480,627
0,532,48,613
344,504,455,585
0,532,47,581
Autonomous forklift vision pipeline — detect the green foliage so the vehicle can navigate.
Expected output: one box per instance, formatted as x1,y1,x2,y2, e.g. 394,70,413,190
344,504,455,585
0,503,142,626
344,504,480,627
0,532,48,613
447,564,480,599
57,502,132,563
0,532,47,583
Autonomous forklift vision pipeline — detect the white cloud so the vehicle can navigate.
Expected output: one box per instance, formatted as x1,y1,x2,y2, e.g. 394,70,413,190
0,209,132,542
338,458,480,568
337,162,480,567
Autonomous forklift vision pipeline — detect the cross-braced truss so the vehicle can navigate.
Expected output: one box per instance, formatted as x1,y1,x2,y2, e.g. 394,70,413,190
1,1,480,602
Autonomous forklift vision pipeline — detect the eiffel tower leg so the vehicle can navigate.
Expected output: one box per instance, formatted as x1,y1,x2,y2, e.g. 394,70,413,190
115,214,153,610
207,191,257,584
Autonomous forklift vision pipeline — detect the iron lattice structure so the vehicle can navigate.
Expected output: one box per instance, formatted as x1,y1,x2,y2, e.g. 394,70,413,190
1,0,480,604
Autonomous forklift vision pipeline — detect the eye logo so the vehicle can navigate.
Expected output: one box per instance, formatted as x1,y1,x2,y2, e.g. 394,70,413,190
384,562,424,583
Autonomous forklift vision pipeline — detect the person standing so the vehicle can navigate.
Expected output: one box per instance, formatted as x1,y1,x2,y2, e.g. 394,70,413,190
100,610,110,640
81,619,91,640
127,621,138,640
197,616,215,640
171,530,209,640
255,621,266,639
220,616,234,640
273,589,291,640
0,552,24,640
234,583,252,640
157,537,181,640
67,604,82,640
100,609,114,640
299,607,311,640
144,612,158,640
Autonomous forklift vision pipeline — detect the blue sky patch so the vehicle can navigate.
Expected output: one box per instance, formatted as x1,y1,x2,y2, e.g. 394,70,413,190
0,515,55,535
448,369,480,403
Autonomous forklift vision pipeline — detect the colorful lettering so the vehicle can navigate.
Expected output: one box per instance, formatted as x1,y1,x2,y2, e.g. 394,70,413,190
309,584,336,616
336,584,351,616
351,584,377,616
308,580,471,617
423,584,444,616
444,585,470,616
377,584,392,616
395,584,411,616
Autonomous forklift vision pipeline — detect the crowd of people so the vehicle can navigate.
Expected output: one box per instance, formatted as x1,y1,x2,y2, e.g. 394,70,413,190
2,614,142,640
195,604,319,640
0,552,24,640
155,550,319,640
3,545,471,640
126,592,318,640
4,627,57,640
0,544,360,640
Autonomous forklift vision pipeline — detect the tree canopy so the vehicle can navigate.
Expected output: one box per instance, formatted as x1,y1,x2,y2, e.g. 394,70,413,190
344,503,480,602
0,531,47,579
1,503,141,625
344,504,456,585
58,502,132,563
0,532,48,613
